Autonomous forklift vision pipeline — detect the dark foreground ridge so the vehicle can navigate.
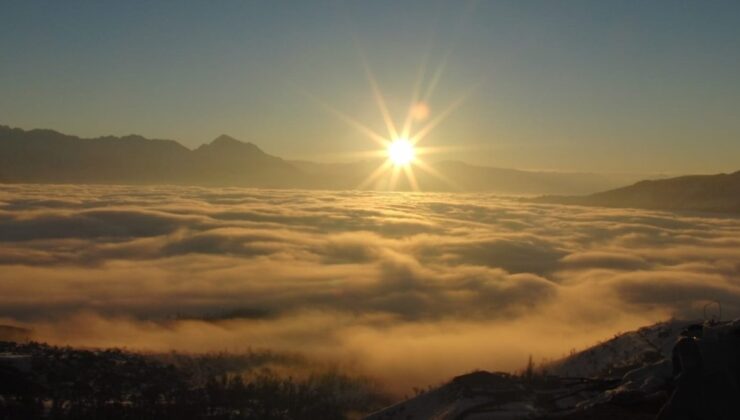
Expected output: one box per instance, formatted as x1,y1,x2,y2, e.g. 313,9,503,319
0,340,390,420
4,319,738,419
367,319,740,420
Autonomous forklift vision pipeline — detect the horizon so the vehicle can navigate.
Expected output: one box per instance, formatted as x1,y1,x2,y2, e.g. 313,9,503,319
1,122,697,176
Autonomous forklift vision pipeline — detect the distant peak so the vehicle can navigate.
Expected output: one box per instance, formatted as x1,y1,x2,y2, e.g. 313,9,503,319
198,134,266,155
211,134,243,146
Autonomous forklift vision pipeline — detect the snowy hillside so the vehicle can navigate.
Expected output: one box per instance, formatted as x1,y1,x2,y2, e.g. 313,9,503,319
366,319,721,420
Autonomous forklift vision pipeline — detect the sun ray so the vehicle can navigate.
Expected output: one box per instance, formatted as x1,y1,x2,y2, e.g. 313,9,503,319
357,160,393,190
421,50,452,103
403,165,420,191
410,89,471,145
299,149,389,164
358,52,400,140
302,91,389,147
389,164,402,190
400,50,431,139
414,159,460,191
413,144,476,157
346,149,393,159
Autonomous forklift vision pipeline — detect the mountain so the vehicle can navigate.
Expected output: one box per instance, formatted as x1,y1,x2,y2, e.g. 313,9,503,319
534,171,740,213
1,124,646,194
0,126,301,188
189,134,304,187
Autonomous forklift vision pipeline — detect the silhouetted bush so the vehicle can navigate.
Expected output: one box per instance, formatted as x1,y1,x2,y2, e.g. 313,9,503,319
0,341,391,419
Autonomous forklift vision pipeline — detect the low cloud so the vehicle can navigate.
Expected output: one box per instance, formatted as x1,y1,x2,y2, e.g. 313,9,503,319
1,184,739,392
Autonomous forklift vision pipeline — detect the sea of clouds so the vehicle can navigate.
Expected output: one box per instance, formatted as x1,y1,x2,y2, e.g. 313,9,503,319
1,184,739,391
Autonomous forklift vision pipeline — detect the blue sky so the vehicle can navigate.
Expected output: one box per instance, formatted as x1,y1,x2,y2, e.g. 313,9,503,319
2,0,739,173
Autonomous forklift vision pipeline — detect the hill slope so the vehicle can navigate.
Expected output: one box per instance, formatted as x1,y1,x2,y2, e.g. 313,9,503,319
366,319,740,420
534,171,740,213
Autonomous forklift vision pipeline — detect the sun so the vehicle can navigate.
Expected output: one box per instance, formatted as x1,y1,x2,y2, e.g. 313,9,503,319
388,138,415,166
308,50,467,190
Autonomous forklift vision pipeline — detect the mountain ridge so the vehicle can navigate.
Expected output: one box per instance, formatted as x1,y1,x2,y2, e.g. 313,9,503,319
0,124,667,194
534,171,740,213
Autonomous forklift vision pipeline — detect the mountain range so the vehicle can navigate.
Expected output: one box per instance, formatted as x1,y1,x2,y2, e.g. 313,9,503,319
0,125,646,195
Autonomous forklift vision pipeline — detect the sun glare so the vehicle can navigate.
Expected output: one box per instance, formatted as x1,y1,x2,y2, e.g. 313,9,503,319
388,138,415,166
310,49,467,190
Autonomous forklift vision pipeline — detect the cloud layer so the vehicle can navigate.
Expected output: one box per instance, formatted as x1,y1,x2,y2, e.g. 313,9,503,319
2,184,739,391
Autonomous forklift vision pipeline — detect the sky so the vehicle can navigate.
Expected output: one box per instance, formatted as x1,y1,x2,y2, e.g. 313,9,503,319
1,0,739,174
